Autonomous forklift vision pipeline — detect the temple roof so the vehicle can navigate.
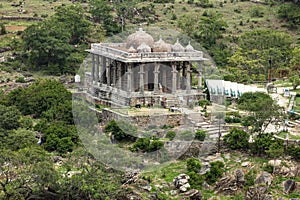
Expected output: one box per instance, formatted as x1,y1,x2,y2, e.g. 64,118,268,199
126,28,154,49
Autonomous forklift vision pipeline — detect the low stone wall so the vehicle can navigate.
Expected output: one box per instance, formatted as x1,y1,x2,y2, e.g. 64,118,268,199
101,108,183,128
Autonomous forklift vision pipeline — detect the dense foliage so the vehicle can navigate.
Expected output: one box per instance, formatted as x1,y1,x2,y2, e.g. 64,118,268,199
22,4,91,75
223,128,250,150
238,92,283,133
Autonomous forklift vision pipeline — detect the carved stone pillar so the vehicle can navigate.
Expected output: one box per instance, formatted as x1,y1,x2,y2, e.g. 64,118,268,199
139,64,145,94
197,62,203,92
112,63,116,87
154,63,160,93
127,64,132,93
186,62,191,94
101,56,106,84
162,67,167,92
172,63,177,94
91,54,95,83
95,55,99,84
117,62,122,89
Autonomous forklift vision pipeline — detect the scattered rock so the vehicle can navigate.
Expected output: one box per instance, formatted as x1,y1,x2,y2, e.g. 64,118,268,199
235,169,245,184
283,179,296,194
141,185,152,192
245,185,273,200
182,189,202,200
173,174,191,192
242,161,250,167
255,171,273,186
179,183,190,192
67,170,81,178
268,159,281,167
170,190,177,196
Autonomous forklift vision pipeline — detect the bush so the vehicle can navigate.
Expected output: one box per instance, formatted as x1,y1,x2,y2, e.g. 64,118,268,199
223,128,250,150
166,131,176,140
187,158,202,173
286,145,300,160
205,161,224,184
131,137,164,152
195,130,206,141
245,169,256,187
105,120,137,142
16,76,26,83
198,99,211,107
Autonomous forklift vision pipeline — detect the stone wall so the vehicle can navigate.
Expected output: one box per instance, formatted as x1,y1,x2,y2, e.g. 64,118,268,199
101,108,183,128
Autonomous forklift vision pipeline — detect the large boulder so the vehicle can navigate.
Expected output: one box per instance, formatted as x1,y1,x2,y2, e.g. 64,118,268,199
283,179,296,194
245,185,273,200
214,169,245,195
255,171,273,186
182,189,202,200
173,174,191,193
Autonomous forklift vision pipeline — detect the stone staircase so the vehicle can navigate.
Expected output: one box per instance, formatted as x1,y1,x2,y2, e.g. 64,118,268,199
182,111,229,156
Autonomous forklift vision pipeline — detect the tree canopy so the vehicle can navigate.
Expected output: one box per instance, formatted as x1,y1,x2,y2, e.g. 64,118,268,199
238,92,284,133
22,4,91,75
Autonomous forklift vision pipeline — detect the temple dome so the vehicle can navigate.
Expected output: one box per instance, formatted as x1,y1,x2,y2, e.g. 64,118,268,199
126,28,154,50
185,41,194,52
171,39,185,52
137,42,151,53
153,37,171,52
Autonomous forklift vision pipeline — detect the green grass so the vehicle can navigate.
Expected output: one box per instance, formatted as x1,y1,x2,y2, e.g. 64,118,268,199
142,160,186,183
277,132,300,140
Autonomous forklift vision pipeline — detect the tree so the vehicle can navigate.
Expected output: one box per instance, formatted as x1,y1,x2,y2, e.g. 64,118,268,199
89,0,121,36
0,105,21,130
6,79,72,118
223,128,250,150
238,92,284,133
22,4,91,75
289,75,300,90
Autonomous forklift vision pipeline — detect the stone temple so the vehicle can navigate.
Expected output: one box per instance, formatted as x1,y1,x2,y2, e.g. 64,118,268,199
85,28,208,108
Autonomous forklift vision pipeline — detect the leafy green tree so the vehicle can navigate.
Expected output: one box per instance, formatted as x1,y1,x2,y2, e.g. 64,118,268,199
0,105,21,130
6,79,72,118
289,75,300,90
278,3,300,29
223,128,250,150
89,0,121,36
4,129,37,151
238,92,284,133
22,4,91,75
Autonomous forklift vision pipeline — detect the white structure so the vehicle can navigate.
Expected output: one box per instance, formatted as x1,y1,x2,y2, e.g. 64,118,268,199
206,79,265,99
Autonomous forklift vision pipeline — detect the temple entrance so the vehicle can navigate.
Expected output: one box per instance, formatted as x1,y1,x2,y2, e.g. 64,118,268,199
148,68,154,91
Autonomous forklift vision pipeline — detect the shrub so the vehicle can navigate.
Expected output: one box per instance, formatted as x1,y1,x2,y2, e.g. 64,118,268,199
223,128,250,150
205,161,224,184
105,120,137,142
245,169,256,187
0,24,7,35
195,130,206,141
131,137,164,152
286,145,300,160
187,158,202,173
16,76,26,83
166,131,176,140
198,99,211,107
